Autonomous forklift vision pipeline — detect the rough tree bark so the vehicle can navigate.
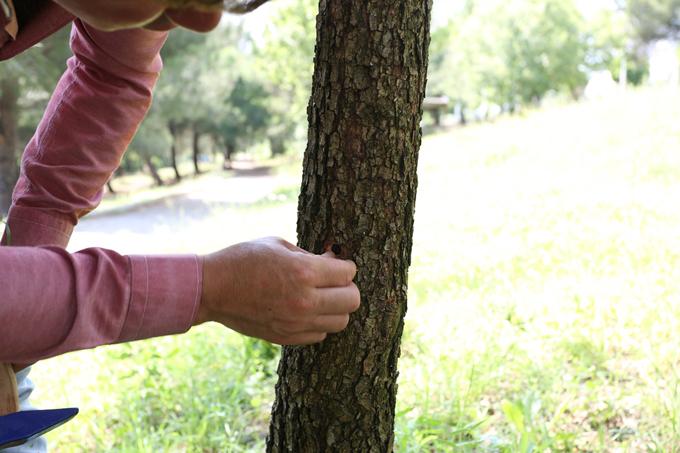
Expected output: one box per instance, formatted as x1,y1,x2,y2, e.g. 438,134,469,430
267,1,432,452
0,76,20,215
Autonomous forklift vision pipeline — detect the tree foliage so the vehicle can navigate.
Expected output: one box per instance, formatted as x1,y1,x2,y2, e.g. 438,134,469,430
426,0,677,119
0,28,70,212
251,0,317,154
213,77,271,165
586,6,649,85
627,0,680,41
428,0,588,112
6,0,678,194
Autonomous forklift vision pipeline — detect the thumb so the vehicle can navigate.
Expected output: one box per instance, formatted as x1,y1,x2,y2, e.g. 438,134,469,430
165,7,222,32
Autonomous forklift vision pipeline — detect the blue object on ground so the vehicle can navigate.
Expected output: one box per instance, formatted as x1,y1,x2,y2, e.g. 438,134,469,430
0,408,78,450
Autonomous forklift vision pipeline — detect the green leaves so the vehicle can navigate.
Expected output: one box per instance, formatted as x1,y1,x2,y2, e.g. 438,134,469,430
501,395,546,453
428,0,591,109
628,0,680,41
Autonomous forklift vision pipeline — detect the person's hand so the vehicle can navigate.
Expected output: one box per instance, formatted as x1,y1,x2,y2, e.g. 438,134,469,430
197,237,360,345
53,0,223,32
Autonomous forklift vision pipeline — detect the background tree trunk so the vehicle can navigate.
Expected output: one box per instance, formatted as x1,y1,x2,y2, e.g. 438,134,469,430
168,122,182,182
144,157,165,187
267,1,432,452
0,77,20,215
192,128,201,175
223,142,235,170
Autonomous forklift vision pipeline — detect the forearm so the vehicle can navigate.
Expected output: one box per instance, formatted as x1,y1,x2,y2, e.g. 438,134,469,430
0,246,201,364
7,20,167,245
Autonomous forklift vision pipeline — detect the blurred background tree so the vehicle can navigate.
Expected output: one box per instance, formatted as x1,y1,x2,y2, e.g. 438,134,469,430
212,77,272,169
127,108,174,187
0,28,69,213
2,0,677,206
626,0,680,41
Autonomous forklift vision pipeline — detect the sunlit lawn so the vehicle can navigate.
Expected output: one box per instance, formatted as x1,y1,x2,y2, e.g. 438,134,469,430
32,87,680,452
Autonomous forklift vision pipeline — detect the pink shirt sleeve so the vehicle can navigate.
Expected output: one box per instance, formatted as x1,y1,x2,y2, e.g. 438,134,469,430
0,247,201,363
10,20,167,232
0,21,203,363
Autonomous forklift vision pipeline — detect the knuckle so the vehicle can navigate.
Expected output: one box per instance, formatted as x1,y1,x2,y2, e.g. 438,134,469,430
338,314,350,331
280,321,308,337
262,236,285,250
344,273,353,286
271,321,293,337
273,236,288,246
292,262,315,286
343,267,356,286
289,294,315,314
348,261,358,280
350,285,361,311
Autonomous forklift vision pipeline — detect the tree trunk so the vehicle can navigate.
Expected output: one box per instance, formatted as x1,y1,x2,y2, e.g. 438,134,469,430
168,122,182,182
144,157,164,187
269,135,286,157
459,101,467,126
619,55,628,88
0,76,20,215
223,142,235,170
267,1,432,452
192,128,201,175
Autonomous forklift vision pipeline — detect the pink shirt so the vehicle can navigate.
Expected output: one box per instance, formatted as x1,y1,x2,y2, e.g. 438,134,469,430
0,20,202,364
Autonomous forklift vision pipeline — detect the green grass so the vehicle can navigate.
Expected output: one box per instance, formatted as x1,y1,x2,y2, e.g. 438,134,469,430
31,86,680,451
396,86,680,452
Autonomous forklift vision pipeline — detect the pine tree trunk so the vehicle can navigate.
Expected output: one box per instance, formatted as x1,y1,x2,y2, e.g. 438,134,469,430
223,142,235,170
0,76,20,215
192,128,201,175
144,157,164,187
267,1,432,451
168,122,182,182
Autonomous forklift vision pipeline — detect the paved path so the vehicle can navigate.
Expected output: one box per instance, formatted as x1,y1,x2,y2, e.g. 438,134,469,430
69,168,300,255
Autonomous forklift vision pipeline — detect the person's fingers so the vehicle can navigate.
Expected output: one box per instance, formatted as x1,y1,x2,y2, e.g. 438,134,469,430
276,332,327,346
165,7,222,32
312,314,351,333
228,320,326,346
313,284,361,315
265,236,312,255
306,253,357,287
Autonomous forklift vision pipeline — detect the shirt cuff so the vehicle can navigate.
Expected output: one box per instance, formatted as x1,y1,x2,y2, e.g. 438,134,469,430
3,205,74,247
118,254,202,343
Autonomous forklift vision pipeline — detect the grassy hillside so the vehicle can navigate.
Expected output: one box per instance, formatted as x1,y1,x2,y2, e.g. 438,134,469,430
33,87,680,452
